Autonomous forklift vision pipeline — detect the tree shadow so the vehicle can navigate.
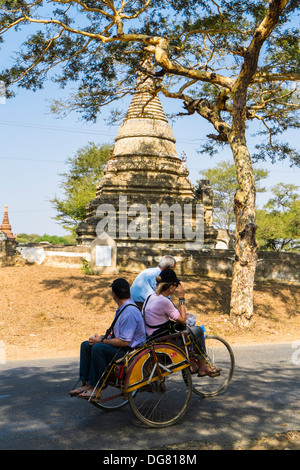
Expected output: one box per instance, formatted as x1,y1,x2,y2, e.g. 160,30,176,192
184,276,232,317
39,273,129,310
39,271,299,327
253,280,299,321
1,347,298,450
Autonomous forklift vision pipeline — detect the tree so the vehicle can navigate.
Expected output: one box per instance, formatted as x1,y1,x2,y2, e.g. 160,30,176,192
196,161,269,230
34,234,75,244
15,232,76,243
256,183,300,251
15,233,40,244
50,142,112,234
1,0,299,327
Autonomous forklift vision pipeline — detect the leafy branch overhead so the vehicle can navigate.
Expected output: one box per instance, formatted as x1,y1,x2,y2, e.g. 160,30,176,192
0,0,299,164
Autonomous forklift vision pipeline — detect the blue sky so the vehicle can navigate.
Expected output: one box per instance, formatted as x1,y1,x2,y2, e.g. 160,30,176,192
0,29,299,237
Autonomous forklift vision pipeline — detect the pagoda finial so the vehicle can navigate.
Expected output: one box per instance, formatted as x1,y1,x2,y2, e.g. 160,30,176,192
125,58,167,121
136,58,156,92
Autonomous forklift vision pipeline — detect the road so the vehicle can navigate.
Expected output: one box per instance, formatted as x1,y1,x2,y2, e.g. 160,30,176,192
0,343,299,450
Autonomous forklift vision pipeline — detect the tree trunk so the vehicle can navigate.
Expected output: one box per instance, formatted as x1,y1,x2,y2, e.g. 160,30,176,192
229,137,258,328
158,0,288,328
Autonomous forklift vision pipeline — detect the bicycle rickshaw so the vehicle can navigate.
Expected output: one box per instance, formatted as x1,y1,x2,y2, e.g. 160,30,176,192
71,326,235,428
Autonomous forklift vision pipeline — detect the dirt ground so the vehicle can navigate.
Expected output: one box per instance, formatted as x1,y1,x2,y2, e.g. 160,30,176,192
164,430,300,451
1,265,299,361
0,265,299,450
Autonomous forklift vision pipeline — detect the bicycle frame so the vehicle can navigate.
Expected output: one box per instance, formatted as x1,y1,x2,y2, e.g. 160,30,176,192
89,332,191,403
124,342,190,393
79,328,234,426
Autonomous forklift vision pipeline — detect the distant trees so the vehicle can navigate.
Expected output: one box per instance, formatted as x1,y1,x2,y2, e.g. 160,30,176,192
197,164,299,252
50,142,112,235
15,233,40,244
256,183,300,252
16,233,75,244
196,161,269,231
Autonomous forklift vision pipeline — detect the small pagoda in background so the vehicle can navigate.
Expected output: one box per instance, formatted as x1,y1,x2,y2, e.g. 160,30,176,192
0,206,17,239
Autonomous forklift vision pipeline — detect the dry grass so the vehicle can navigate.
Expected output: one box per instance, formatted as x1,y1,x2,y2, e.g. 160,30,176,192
0,265,299,360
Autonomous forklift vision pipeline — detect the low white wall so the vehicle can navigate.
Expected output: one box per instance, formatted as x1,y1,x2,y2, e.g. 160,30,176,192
16,244,90,268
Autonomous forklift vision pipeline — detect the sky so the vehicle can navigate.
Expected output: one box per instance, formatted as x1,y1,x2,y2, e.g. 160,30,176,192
0,23,299,238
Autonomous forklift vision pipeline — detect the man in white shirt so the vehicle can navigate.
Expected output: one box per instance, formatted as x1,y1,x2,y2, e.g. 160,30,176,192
130,255,176,310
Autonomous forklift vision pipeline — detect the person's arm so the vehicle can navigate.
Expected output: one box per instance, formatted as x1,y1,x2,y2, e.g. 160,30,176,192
176,304,186,324
102,337,130,348
88,334,129,348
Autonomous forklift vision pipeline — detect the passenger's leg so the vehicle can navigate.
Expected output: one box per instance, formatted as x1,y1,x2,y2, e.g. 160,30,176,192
189,326,206,353
79,340,92,383
69,341,92,396
88,343,128,387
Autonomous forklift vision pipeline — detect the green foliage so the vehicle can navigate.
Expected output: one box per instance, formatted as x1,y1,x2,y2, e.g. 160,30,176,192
34,234,72,244
0,0,299,166
15,233,40,244
50,142,112,233
196,160,268,230
15,232,76,244
81,258,99,275
256,183,300,251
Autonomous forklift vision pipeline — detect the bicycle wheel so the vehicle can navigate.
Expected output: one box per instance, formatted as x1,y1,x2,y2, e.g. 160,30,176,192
91,384,130,410
191,335,235,398
128,353,193,428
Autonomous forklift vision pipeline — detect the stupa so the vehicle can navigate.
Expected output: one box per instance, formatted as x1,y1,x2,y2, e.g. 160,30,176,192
76,62,217,249
0,206,16,239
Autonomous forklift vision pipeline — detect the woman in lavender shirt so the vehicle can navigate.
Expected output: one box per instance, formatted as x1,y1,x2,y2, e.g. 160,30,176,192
143,268,215,377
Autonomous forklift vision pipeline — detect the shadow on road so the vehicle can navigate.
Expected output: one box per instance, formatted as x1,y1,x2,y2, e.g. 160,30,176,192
0,347,299,450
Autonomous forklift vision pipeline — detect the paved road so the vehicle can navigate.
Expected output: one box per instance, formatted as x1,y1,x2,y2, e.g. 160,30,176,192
0,343,299,450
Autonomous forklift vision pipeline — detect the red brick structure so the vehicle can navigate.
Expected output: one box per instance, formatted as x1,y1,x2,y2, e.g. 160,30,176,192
0,206,16,239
